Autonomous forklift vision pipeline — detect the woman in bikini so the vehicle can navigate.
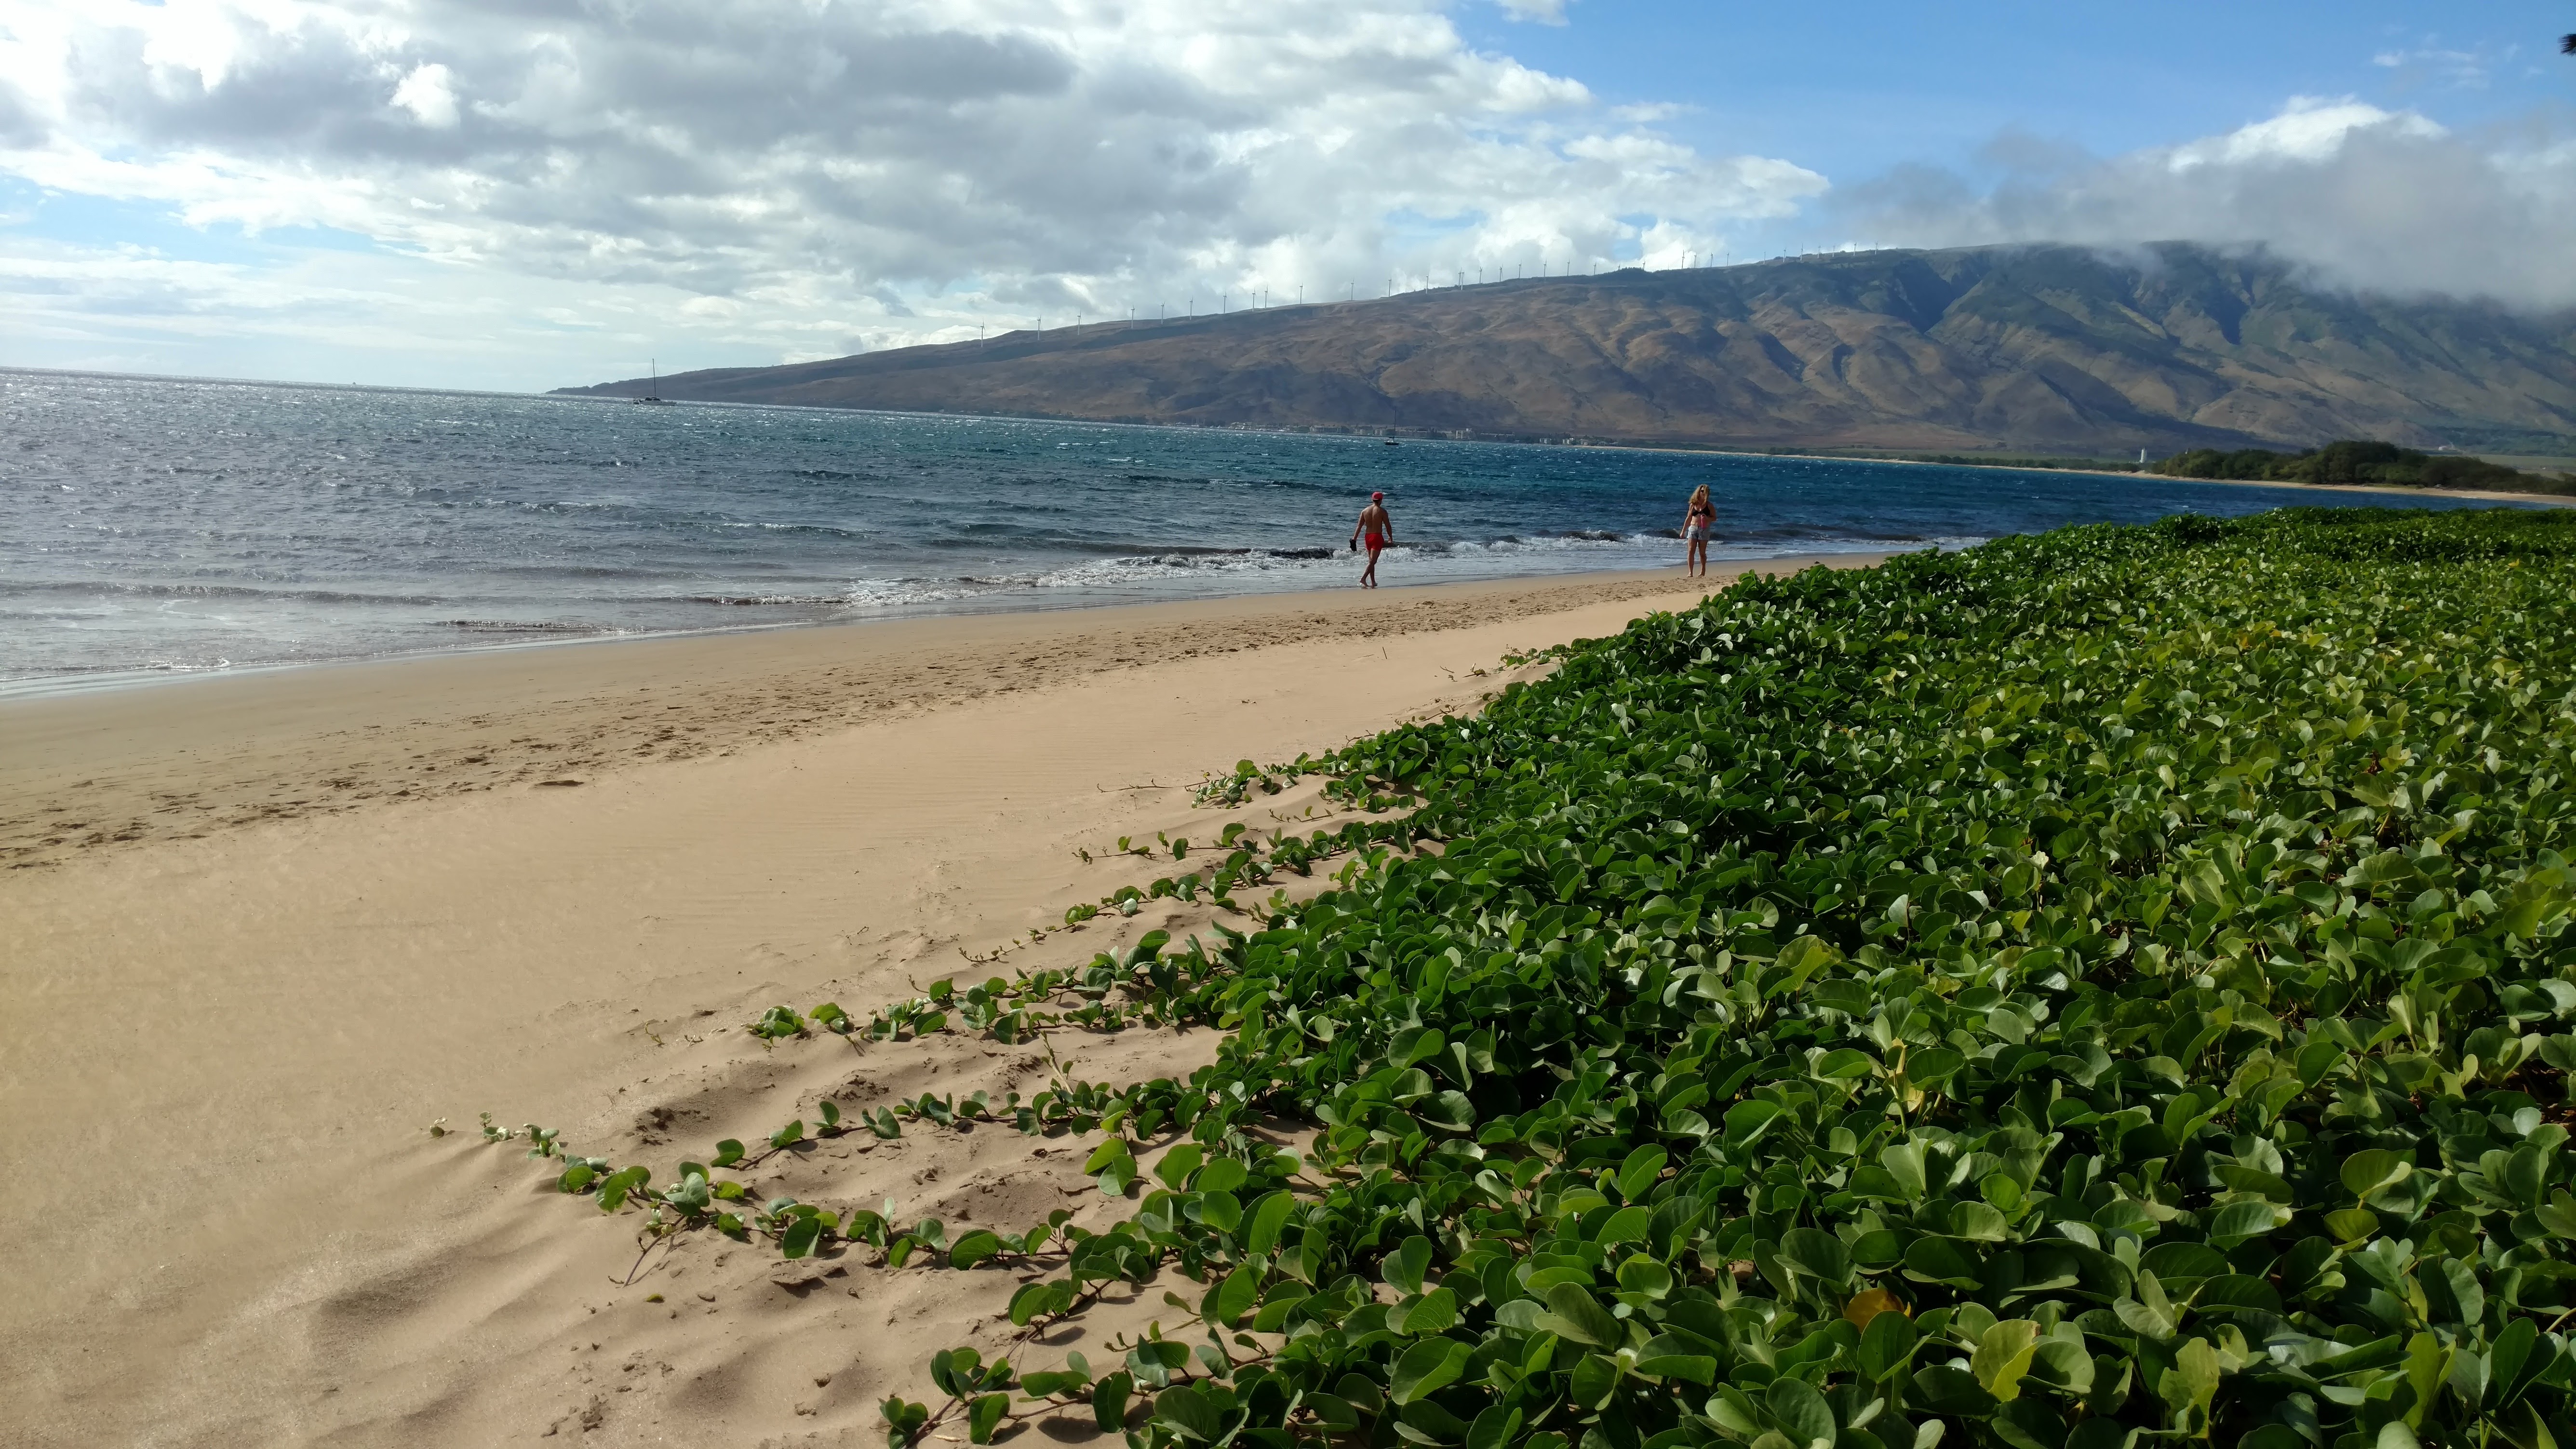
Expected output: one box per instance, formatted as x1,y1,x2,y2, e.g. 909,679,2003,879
1350,490,1393,589
1682,484,1716,578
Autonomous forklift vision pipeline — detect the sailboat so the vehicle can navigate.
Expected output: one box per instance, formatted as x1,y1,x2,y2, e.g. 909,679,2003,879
635,359,674,405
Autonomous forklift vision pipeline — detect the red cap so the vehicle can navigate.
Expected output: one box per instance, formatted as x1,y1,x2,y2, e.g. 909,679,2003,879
1371,491,1384,500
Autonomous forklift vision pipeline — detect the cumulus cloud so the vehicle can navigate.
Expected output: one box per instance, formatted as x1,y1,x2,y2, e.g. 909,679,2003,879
388,62,456,129
1831,96,2576,310
0,0,1816,378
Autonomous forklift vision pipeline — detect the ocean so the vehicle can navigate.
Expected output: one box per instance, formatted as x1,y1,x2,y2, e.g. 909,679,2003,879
0,367,2514,693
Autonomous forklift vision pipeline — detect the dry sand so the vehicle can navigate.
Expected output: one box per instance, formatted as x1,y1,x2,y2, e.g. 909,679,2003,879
0,559,1879,1448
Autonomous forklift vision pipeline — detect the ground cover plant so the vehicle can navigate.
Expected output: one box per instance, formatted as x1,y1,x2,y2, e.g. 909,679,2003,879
509,506,2576,1449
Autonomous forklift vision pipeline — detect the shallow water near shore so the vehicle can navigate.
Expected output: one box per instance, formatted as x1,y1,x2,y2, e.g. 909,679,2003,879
0,366,2511,690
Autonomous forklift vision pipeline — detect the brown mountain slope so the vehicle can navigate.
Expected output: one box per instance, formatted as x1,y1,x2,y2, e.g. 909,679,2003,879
558,243,2576,455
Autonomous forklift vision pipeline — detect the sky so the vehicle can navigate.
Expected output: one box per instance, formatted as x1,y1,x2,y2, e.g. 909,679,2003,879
0,0,2569,392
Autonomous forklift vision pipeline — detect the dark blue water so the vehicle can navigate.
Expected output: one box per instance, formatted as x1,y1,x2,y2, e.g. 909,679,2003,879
0,368,2519,691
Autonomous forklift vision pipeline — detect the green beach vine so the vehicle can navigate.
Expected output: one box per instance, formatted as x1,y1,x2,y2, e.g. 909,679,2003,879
498,506,2576,1449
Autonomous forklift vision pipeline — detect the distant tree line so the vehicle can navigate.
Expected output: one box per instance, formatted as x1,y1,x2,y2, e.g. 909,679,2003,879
2151,439,2573,495
1763,448,2141,472
1900,452,2140,472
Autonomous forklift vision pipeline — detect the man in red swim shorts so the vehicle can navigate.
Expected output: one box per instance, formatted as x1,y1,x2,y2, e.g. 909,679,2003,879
1349,490,1394,589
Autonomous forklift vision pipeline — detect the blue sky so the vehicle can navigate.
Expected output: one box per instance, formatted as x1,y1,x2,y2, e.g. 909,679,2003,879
1464,0,2571,184
0,0,2569,391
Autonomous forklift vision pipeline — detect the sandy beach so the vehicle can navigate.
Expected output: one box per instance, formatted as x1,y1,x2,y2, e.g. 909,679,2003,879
0,558,1882,1448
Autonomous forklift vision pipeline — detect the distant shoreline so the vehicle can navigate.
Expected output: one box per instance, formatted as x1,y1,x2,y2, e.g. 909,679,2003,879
1685,446,2576,507
544,383,2576,504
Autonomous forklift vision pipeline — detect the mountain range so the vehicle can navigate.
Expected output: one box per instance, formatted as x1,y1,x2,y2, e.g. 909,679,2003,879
556,243,2576,456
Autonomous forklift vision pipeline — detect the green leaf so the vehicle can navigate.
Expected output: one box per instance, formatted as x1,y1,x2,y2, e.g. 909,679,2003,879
1616,1144,1668,1200
1153,1143,1204,1191
2490,1315,2539,1406
967,1393,1008,1445
770,1119,805,1150
1243,1190,1295,1256
596,1165,649,1212
1856,1303,1920,1381
1391,1026,1447,1068
1389,1338,1469,1404
1465,1405,1525,1449
2534,1191,2576,1240
2115,1271,2178,1342
1779,1226,1852,1287
1724,1099,1787,1148
1017,1369,1087,1399
2341,1148,2412,1203
780,1216,822,1260
1633,1335,1717,1384
1772,934,1841,992
1306,1393,1362,1431
1154,1384,1220,1441
1815,1047,1878,1079
1249,1286,1308,1333
1421,1089,1477,1130
2159,1336,2223,1423
1592,1205,1653,1246
1090,1370,1133,1431
1615,1255,1674,1299
1008,1281,1066,1327
1765,1375,1836,1446
2031,1336,2095,1396
1209,1264,1261,1327
1904,1047,1965,1091
1971,1319,2041,1401
1880,1140,1928,1200
1903,1236,1984,1289
711,1138,744,1167
948,1230,1004,1269
1539,1282,1623,1348
2326,1207,2383,1245
1385,1234,1433,1295
2206,1198,2285,1249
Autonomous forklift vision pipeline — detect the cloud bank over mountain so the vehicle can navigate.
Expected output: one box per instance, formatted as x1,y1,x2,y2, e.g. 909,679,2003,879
0,2,2568,388
1833,97,2576,311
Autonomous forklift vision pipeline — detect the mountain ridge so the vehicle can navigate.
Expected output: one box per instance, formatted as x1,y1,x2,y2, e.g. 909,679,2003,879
556,243,2576,456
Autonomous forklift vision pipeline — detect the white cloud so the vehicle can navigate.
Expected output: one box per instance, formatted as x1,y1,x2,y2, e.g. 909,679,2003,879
2165,96,2443,170
1495,0,1572,24
1833,97,2576,309
2369,40,2501,91
389,62,456,129
0,0,1817,383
